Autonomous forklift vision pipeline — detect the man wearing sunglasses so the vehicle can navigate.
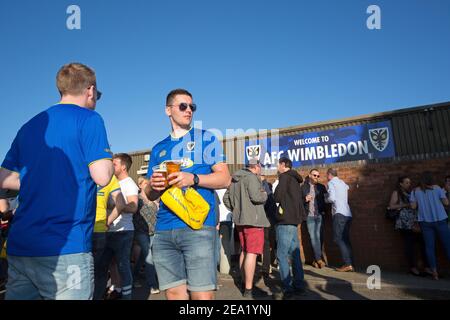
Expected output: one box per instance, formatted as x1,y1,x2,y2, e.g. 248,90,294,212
0,63,114,300
301,169,328,269
145,89,231,300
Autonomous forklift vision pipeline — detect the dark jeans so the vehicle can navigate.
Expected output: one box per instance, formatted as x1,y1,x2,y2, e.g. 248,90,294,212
0,234,7,280
398,229,428,270
219,221,234,259
133,232,158,289
332,213,353,266
262,226,276,273
419,220,450,270
94,231,134,300
306,215,323,261
92,232,107,299
219,222,233,255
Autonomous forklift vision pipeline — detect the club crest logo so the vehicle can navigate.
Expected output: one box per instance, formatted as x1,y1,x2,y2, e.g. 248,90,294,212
181,157,194,169
369,127,389,152
246,145,261,161
159,150,167,157
187,142,195,152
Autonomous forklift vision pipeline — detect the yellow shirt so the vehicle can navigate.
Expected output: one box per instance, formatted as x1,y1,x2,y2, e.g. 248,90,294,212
94,176,121,233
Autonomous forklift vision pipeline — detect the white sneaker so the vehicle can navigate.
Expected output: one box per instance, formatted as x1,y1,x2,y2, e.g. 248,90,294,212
150,288,160,295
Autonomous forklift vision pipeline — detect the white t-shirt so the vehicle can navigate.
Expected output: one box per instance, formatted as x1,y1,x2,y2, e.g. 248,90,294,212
272,179,279,193
108,177,139,232
272,179,279,205
216,188,232,222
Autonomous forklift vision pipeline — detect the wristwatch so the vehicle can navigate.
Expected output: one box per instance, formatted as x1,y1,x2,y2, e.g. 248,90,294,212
193,174,200,187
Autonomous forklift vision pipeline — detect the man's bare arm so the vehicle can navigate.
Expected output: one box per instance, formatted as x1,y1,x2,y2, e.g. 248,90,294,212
122,195,139,213
0,168,20,191
168,162,231,190
196,162,231,189
107,190,125,226
89,159,114,187
145,179,163,202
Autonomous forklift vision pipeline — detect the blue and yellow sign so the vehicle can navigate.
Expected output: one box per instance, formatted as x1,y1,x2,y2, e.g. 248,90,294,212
245,120,395,168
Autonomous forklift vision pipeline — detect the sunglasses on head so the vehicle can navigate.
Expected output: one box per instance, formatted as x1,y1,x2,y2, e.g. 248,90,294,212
169,103,197,112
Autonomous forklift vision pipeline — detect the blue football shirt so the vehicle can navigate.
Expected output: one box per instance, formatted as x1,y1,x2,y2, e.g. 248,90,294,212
147,128,225,231
1,104,112,257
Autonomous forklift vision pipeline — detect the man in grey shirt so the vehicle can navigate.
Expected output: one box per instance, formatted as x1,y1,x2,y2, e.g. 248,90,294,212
223,160,270,299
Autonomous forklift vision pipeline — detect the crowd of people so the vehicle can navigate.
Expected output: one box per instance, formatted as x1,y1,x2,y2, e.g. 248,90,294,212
387,173,450,280
0,63,449,300
222,159,356,299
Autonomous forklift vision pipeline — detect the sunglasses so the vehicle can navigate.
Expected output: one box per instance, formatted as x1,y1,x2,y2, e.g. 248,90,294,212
312,174,320,178
89,85,102,101
169,103,197,112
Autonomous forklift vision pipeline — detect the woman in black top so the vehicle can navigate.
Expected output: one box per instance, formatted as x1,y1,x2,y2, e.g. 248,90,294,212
388,176,429,276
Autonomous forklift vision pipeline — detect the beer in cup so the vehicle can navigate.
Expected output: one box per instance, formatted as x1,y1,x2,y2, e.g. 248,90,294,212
166,160,182,181
152,164,168,188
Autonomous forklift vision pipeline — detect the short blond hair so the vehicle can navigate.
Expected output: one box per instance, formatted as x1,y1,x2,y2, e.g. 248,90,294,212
138,176,148,185
56,63,96,96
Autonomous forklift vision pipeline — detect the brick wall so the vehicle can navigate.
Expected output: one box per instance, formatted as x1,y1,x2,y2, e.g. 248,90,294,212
268,157,450,272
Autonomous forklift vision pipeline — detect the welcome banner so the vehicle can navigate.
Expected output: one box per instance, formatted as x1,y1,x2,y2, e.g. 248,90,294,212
244,120,396,168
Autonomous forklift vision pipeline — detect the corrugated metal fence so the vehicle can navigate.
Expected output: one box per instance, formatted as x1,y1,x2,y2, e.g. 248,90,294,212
128,102,450,180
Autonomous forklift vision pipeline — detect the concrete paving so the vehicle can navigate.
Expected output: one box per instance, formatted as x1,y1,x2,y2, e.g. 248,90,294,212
135,264,450,300
1,263,448,300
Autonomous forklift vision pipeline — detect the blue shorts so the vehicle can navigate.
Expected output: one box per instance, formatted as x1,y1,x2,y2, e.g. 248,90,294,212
152,226,217,292
6,253,94,300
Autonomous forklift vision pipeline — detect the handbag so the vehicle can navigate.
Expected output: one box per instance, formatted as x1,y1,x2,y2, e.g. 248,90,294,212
411,221,421,233
0,240,6,259
385,208,400,220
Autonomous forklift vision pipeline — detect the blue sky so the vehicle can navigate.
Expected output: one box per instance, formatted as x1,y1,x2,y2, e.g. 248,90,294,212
1,0,450,159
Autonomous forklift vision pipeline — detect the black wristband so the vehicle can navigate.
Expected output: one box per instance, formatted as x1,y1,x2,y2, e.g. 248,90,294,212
193,174,200,187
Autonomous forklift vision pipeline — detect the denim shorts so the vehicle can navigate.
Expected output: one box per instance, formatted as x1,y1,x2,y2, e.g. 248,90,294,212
152,226,217,292
6,252,94,300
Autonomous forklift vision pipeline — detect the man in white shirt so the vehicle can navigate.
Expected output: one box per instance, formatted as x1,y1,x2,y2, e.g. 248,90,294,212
325,168,354,272
96,153,139,299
